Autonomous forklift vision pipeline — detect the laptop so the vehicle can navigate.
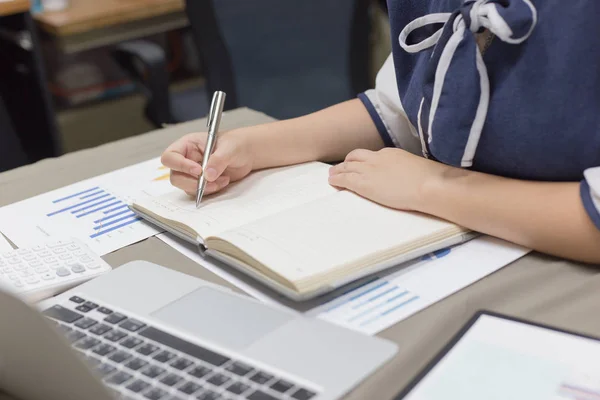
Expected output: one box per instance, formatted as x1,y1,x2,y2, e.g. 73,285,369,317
394,311,600,400
0,261,397,400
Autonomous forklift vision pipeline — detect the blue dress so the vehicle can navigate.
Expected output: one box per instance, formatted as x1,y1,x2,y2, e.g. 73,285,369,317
359,0,600,231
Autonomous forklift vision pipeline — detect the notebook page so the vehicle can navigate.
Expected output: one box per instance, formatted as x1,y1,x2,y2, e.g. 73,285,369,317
212,191,460,282
133,162,338,239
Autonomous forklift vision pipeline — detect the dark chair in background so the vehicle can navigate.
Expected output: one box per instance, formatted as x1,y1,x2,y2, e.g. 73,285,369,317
0,93,28,173
112,0,372,127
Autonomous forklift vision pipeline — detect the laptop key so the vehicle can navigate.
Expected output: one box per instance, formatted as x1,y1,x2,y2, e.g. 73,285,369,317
143,388,168,400
126,379,151,393
249,371,274,385
97,307,113,315
120,337,143,349
225,361,253,376
226,382,250,395
106,371,133,386
105,312,127,324
75,337,100,350
170,357,194,371
207,373,230,387
141,365,166,379
42,305,83,323
291,388,317,400
119,318,146,332
178,381,201,395
66,330,86,343
136,343,158,355
188,365,211,379
105,330,128,342
159,373,183,387
69,296,85,304
93,343,116,356
109,350,133,364
153,350,176,363
75,305,92,313
270,379,294,393
196,390,221,400
247,390,280,400
125,357,148,371
140,327,230,366
74,318,98,329
96,362,116,377
89,324,112,336
82,301,98,310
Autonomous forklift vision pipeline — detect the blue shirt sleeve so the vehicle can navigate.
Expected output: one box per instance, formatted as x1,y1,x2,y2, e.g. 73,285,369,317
581,167,600,231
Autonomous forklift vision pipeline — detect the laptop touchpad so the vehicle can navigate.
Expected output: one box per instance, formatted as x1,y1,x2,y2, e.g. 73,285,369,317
151,287,292,350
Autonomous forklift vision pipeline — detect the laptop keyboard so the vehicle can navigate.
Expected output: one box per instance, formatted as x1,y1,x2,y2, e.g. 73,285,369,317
43,296,317,400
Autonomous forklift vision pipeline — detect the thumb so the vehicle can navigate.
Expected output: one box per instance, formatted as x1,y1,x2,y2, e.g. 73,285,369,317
203,140,236,182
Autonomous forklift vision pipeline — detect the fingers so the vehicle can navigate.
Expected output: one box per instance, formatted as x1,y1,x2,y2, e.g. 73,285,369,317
203,140,237,182
345,149,375,162
328,172,367,193
172,172,231,196
161,135,203,176
328,161,367,176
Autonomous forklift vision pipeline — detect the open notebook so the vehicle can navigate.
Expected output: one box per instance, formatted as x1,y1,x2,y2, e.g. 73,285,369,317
131,162,474,300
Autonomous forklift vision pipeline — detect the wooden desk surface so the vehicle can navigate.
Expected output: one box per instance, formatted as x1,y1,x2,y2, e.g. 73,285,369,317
35,0,184,36
0,0,30,17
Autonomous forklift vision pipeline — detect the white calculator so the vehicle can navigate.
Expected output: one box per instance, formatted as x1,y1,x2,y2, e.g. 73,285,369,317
0,238,111,303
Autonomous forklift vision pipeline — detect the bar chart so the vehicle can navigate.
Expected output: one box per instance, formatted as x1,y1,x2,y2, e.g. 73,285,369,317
0,158,173,255
47,186,142,239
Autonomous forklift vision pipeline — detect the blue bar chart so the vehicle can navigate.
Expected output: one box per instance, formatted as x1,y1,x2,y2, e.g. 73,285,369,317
46,186,142,240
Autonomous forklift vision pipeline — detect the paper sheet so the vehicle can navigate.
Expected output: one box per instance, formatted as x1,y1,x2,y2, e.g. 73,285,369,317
0,158,172,256
157,233,529,335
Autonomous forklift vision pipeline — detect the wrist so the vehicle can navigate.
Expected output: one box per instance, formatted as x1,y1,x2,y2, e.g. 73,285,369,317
416,162,457,215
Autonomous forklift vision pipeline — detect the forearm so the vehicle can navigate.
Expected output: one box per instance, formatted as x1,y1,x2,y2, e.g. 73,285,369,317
235,99,384,170
420,167,600,264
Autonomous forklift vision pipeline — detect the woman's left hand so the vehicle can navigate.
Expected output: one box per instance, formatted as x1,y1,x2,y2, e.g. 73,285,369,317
328,147,447,211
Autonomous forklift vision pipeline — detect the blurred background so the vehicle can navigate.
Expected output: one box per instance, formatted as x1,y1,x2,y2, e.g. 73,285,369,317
0,0,391,172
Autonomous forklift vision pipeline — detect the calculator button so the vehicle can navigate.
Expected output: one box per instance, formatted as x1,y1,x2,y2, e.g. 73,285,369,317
43,256,57,264
87,263,103,270
27,260,43,267
23,254,37,261
14,264,27,271
8,258,21,264
38,251,51,258
25,276,40,284
19,270,32,277
56,268,71,277
35,267,49,274
13,281,24,288
67,244,79,251
32,245,45,252
8,274,18,280
2,267,12,274
53,248,67,254
73,250,86,257
71,265,86,273
47,240,71,248
59,254,72,260
41,273,55,281
79,255,94,263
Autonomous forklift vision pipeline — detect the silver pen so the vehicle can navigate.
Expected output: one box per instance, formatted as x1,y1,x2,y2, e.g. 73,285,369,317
196,91,226,208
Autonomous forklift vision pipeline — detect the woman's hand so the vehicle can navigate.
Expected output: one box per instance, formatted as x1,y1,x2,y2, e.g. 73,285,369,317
160,130,254,196
328,147,447,211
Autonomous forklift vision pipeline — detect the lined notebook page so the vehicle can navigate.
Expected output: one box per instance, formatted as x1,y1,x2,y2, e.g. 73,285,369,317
134,162,338,238
213,191,459,282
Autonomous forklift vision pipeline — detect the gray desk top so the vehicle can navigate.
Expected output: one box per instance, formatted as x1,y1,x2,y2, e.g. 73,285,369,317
1,108,599,400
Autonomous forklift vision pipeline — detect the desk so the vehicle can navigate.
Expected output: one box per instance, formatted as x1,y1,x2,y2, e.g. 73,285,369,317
1,108,600,399
0,0,30,16
35,0,186,53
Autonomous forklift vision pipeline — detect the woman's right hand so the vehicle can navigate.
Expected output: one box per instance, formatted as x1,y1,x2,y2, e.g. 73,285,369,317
160,130,254,196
